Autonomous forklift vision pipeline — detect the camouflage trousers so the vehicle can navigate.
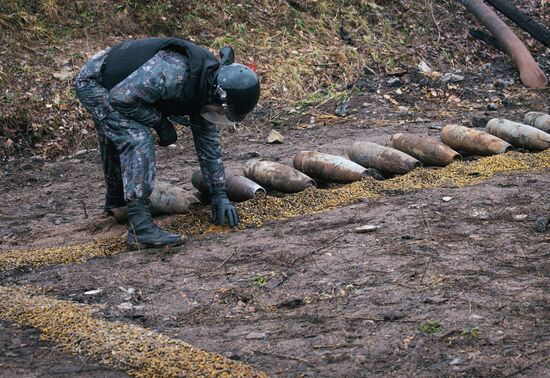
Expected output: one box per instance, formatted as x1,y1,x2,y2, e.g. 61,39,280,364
75,49,156,204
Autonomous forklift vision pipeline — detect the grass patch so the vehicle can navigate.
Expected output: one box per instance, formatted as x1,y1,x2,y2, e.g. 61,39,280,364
461,326,480,338
1,0,412,101
1,0,419,157
294,86,354,111
419,320,443,335
0,0,518,158
253,275,268,287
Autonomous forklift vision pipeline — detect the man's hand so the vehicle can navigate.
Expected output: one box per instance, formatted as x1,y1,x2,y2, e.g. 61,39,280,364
210,187,239,227
155,118,177,146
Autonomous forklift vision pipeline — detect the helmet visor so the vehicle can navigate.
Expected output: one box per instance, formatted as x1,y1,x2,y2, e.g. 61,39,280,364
200,104,237,126
224,103,248,123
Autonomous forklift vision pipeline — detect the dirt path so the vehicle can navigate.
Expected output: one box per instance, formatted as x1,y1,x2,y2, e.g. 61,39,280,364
1,64,549,376
2,170,549,377
1,64,547,249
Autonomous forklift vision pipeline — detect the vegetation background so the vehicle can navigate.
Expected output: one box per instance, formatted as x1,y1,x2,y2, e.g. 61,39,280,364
0,0,548,157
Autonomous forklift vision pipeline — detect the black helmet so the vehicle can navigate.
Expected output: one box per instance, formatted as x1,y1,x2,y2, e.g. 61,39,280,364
201,47,260,125
212,62,260,123
214,63,260,122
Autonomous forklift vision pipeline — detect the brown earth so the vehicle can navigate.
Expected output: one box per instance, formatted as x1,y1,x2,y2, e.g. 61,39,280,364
1,59,548,248
1,0,550,376
2,165,550,377
1,61,550,376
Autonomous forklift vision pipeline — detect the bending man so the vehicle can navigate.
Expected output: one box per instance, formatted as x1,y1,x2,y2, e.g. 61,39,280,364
75,38,260,250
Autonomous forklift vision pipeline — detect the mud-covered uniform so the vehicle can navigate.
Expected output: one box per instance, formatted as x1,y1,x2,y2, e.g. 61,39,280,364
75,46,225,204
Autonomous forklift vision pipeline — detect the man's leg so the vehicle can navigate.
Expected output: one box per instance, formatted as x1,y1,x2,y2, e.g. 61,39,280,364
75,52,183,249
104,114,156,202
74,51,126,212
102,112,184,250
96,122,125,212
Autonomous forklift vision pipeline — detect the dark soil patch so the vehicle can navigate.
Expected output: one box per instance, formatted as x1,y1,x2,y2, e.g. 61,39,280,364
0,320,126,377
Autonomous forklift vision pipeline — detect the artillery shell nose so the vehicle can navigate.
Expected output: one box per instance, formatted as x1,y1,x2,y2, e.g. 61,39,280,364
389,133,461,167
486,118,550,151
524,112,550,133
149,181,201,215
191,169,266,202
111,181,200,222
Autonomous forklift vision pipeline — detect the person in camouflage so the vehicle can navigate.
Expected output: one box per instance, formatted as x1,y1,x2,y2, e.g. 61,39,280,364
75,38,260,250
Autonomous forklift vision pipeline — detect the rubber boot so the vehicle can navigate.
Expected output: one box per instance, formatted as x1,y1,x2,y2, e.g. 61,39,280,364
126,198,185,250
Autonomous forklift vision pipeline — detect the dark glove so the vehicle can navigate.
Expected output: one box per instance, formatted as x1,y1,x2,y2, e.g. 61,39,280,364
210,187,239,227
155,119,177,146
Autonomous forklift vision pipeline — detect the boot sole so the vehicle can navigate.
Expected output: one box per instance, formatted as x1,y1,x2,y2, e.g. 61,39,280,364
127,238,186,251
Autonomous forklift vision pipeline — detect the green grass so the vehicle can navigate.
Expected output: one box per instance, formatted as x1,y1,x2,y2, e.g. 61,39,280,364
253,275,268,287
419,320,443,335
295,86,353,111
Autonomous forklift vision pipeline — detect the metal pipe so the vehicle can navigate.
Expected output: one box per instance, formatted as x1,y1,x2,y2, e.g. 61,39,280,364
388,133,462,167
461,0,548,88
524,112,550,133
243,159,316,193
191,170,266,202
441,124,513,156
347,142,421,174
293,151,383,183
484,0,550,48
486,118,550,151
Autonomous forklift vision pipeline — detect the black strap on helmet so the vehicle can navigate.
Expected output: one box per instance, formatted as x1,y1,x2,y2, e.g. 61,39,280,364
219,46,235,66
211,46,235,109
214,85,229,113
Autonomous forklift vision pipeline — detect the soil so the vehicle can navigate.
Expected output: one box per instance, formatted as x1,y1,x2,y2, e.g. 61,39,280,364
0,320,126,378
1,55,550,377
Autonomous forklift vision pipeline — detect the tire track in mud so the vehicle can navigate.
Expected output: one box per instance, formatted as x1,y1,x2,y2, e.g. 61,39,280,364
1,150,549,274
0,285,267,378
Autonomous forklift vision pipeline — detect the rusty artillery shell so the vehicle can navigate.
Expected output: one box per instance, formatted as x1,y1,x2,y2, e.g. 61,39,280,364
108,181,201,223
108,207,129,223
388,133,461,167
440,124,513,156
243,159,316,193
149,181,201,214
191,169,266,202
347,142,422,174
524,112,550,133
293,151,383,183
486,118,550,151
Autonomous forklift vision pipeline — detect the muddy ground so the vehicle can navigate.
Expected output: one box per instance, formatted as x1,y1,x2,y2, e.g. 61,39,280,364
1,60,550,376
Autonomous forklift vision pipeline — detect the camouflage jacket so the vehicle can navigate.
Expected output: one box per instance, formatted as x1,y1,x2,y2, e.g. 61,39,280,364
109,50,226,189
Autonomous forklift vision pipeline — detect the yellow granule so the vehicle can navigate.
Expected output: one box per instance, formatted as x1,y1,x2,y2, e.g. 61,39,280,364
1,150,549,273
